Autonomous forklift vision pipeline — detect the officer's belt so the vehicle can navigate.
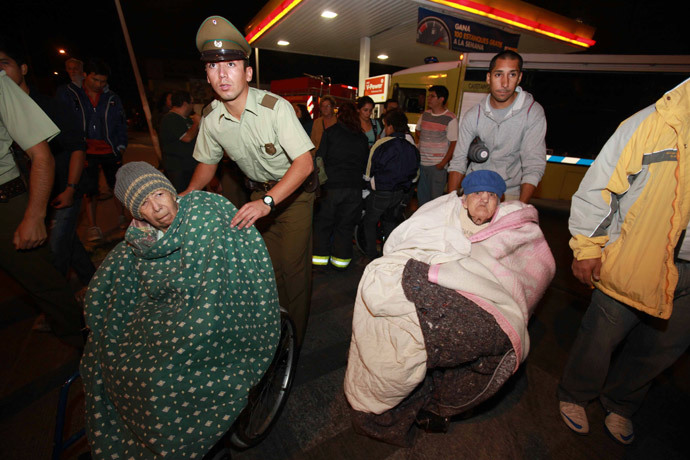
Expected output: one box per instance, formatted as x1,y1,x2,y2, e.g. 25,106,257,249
245,178,279,192
0,176,27,203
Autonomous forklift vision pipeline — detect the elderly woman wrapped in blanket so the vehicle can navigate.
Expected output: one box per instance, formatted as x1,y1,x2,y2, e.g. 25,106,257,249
344,170,556,446
80,162,280,458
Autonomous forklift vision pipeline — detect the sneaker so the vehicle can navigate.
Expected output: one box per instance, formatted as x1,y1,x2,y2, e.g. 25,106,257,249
559,401,589,434
604,412,634,445
87,226,103,242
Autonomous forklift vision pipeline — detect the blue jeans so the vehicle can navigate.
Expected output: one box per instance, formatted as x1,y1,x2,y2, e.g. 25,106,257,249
49,195,95,286
558,261,690,417
417,164,447,207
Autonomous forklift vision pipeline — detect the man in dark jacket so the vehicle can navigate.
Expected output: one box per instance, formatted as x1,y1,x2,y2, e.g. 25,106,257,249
56,59,127,242
362,110,420,258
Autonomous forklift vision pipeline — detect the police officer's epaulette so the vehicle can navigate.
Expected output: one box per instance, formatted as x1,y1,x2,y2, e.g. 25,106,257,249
202,101,215,118
259,94,278,110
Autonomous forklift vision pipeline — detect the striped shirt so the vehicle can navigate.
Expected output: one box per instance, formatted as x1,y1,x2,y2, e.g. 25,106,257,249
415,109,458,166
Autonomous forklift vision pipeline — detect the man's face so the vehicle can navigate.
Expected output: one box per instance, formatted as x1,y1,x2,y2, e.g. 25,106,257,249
319,100,333,117
427,91,443,110
205,60,252,103
464,191,499,225
65,61,83,79
0,52,27,87
84,72,108,93
139,189,178,232
383,120,394,136
486,57,522,108
385,101,399,113
180,101,193,117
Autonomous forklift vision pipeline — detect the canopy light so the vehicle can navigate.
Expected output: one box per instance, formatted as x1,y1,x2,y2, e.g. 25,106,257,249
247,0,305,44
429,0,595,48
277,40,290,46
377,54,389,60
321,11,338,19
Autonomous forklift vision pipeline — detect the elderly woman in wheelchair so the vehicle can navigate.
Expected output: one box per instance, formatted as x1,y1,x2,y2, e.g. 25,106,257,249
80,162,290,458
344,170,556,446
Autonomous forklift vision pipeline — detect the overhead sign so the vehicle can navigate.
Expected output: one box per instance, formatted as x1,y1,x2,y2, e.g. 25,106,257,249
417,7,519,54
363,74,390,103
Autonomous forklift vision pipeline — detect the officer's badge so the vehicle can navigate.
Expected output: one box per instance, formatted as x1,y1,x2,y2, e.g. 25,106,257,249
264,143,277,155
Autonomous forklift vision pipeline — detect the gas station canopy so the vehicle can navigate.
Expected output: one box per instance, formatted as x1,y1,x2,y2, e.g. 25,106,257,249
244,0,596,69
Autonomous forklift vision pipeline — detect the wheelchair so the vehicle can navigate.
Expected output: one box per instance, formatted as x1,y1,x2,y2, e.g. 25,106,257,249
53,308,297,459
353,188,413,257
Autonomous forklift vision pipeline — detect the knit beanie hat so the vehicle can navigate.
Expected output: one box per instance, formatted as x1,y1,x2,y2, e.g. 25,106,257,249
115,162,177,220
461,170,506,197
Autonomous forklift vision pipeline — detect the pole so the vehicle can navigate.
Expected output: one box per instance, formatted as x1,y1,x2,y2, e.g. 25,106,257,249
114,0,162,162
254,47,260,89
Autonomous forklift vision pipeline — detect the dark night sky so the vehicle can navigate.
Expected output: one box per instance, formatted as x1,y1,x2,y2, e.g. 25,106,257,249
5,0,689,107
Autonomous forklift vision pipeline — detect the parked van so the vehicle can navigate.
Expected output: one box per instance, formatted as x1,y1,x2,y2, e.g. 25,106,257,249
391,54,690,199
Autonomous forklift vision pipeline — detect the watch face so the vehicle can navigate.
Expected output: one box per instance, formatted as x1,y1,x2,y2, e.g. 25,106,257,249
263,196,273,207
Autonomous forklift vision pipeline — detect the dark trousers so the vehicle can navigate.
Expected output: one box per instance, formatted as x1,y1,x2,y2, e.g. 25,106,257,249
558,261,690,417
313,187,362,265
362,190,405,258
252,190,314,346
165,169,195,194
49,195,95,286
84,152,122,196
0,193,84,347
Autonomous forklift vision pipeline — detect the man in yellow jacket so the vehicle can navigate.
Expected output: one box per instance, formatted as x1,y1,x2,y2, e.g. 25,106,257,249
558,78,690,445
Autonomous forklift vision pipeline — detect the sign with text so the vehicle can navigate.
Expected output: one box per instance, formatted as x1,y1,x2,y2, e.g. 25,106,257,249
417,7,519,54
363,74,390,103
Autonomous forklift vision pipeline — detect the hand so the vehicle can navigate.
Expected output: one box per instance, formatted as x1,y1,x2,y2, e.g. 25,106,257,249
230,199,271,229
13,216,47,250
435,161,447,170
51,188,75,209
571,257,602,288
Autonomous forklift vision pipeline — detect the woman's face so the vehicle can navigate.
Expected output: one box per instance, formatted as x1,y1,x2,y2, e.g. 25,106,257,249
358,103,373,121
294,105,302,118
320,100,333,117
463,191,499,225
139,189,178,232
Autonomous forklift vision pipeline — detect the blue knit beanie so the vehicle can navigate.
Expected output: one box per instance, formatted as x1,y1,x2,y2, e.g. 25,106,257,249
462,170,506,197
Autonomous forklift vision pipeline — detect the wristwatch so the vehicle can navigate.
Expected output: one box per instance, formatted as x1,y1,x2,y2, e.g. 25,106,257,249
262,195,275,211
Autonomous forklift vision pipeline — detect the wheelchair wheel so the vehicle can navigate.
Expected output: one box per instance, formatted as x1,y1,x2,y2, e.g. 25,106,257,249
230,309,297,449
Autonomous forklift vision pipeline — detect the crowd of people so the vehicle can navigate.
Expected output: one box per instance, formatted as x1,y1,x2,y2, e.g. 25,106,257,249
2,14,689,457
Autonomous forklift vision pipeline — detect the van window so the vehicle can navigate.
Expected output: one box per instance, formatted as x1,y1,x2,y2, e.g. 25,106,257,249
461,68,686,159
521,70,687,159
396,87,427,113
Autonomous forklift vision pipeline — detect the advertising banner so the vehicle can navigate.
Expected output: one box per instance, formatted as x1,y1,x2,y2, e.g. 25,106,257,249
417,7,519,53
363,74,390,103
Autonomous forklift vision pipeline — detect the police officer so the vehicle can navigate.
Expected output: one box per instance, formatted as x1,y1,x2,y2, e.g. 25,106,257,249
0,60,84,348
184,16,315,345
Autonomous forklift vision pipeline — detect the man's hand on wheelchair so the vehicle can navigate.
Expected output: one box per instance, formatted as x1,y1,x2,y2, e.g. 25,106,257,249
231,200,271,229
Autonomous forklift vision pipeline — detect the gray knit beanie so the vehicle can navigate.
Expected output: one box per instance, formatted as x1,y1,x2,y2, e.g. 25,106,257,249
115,162,177,220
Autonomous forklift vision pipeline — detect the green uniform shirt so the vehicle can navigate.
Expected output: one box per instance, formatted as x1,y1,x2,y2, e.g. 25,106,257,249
193,87,314,182
0,70,59,185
